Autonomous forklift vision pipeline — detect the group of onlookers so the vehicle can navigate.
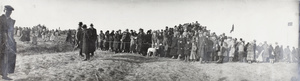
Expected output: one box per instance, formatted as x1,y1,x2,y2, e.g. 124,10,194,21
94,21,299,63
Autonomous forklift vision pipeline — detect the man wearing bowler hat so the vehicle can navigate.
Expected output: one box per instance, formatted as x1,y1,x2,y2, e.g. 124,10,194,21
0,5,16,80
76,22,84,57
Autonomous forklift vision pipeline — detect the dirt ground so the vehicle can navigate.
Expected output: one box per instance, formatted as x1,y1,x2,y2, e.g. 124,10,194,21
3,36,299,81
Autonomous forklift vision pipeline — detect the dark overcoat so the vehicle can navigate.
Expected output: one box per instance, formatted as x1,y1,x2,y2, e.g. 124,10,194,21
0,14,16,74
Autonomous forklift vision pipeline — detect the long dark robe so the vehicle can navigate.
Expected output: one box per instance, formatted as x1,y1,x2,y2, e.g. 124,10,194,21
0,14,16,74
88,28,97,53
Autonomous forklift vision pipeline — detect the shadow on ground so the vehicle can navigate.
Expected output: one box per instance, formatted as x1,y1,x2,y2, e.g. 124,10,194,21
102,54,170,63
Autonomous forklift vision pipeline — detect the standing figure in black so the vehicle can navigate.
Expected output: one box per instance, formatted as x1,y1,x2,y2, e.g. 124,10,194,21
81,25,90,61
88,24,97,57
76,22,84,57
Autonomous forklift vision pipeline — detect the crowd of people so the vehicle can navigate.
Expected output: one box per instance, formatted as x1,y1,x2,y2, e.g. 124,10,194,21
14,21,300,63
14,24,67,45
78,21,299,63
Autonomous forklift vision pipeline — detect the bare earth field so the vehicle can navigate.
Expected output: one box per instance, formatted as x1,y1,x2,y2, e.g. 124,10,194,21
3,36,299,81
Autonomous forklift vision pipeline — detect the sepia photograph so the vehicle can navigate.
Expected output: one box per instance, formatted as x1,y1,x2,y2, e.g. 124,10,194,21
0,0,299,81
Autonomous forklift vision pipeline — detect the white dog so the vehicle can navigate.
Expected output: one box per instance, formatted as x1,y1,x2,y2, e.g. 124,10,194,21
147,47,158,57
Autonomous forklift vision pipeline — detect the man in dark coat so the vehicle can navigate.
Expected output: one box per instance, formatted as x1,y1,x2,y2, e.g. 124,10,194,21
88,24,97,57
76,22,83,57
0,5,16,80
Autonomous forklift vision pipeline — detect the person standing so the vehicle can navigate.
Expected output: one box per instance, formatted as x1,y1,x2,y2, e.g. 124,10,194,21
81,25,90,61
104,30,110,51
113,31,121,53
230,38,237,62
98,30,105,50
121,29,130,53
184,36,192,62
197,32,206,63
0,5,16,80
284,46,291,63
137,29,145,55
274,42,281,62
291,47,297,62
190,38,197,62
88,24,97,57
162,30,169,57
76,22,84,57
237,39,245,62
170,34,178,58
177,35,184,60
262,41,269,62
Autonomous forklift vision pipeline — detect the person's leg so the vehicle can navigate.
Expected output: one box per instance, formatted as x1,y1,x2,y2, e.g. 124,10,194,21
1,60,12,80
84,53,90,61
79,48,83,57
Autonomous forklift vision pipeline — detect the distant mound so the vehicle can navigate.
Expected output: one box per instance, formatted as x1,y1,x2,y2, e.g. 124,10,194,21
15,35,74,55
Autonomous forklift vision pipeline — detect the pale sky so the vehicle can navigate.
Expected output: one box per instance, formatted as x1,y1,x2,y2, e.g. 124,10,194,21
0,0,299,48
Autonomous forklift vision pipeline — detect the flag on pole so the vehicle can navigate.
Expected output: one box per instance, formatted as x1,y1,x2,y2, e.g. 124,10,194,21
230,24,234,33
288,22,293,26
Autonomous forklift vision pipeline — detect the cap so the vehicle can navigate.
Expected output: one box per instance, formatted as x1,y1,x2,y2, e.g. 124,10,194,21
79,22,83,25
4,5,14,11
